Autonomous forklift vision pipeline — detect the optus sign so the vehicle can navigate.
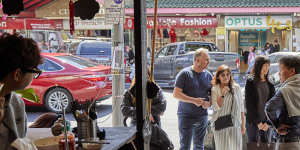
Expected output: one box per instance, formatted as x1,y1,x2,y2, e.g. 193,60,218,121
124,16,217,29
225,16,292,32
225,16,266,28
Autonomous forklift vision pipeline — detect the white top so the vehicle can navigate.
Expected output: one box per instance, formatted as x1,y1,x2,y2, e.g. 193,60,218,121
211,83,245,128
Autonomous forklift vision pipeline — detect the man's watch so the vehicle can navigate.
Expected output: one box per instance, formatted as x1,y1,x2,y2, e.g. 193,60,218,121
221,95,225,98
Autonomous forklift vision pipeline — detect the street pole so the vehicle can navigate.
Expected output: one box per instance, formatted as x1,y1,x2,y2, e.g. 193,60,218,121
111,21,125,127
134,0,149,149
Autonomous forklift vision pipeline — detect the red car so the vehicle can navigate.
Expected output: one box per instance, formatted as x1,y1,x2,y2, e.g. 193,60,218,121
24,53,112,113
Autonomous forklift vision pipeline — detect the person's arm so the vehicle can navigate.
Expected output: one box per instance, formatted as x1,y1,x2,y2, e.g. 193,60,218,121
151,89,167,116
245,79,260,124
265,91,285,128
211,86,222,111
121,92,136,118
173,87,203,107
241,112,246,134
235,85,246,134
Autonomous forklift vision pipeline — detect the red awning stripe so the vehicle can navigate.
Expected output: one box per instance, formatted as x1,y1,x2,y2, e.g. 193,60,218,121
24,0,42,9
23,0,32,5
26,0,53,11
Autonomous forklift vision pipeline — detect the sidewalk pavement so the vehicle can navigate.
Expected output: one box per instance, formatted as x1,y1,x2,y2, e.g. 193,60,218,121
96,91,181,149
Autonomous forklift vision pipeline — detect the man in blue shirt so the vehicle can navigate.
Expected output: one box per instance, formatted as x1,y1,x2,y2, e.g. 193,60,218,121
173,48,212,150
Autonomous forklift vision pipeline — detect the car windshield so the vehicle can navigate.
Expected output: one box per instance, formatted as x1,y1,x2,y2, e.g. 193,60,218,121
55,55,98,69
185,43,219,52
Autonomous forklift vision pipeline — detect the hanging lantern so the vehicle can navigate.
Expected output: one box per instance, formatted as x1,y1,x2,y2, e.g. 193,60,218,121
69,0,75,35
169,28,177,43
193,29,200,38
184,28,191,39
200,28,209,36
74,0,100,20
2,0,24,15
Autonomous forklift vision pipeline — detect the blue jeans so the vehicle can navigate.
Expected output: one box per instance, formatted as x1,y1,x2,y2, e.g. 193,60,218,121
178,115,208,150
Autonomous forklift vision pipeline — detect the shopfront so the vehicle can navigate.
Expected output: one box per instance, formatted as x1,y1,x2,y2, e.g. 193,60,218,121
63,18,112,37
124,16,218,51
0,18,64,51
35,0,109,38
225,15,293,53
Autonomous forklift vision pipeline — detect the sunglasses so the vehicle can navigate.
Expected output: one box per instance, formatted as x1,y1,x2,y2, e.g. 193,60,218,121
21,68,42,79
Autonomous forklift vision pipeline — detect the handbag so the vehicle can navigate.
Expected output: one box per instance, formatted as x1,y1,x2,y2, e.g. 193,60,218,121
150,123,174,150
214,95,234,131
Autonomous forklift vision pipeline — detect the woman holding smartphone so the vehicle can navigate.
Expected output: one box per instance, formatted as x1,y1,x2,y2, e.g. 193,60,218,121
211,65,245,150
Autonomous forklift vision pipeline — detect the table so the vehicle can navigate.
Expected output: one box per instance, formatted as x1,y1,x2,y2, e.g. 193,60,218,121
101,127,136,150
27,127,136,150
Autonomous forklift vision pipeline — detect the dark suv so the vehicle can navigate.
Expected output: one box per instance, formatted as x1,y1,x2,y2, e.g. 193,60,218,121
76,41,112,66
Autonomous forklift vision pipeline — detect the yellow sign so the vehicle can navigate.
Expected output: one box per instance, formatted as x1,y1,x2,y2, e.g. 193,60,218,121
267,15,292,33
216,27,225,35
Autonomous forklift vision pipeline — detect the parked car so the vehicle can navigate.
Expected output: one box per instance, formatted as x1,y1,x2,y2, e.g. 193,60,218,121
268,52,300,75
76,40,112,66
153,41,240,87
24,53,112,113
76,40,132,88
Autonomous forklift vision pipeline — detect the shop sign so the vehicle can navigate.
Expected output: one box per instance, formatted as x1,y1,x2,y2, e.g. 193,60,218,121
0,18,25,29
26,19,63,30
267,15,292,33
225,16,292,31
239,32,259,47
104,0,125,24
35,0,105,18
124,16,217,29
216,27,225,35
225,16,266,28
63,19,112,30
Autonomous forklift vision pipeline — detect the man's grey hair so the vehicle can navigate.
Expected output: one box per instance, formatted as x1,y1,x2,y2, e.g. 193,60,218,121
279,55,300,74
194,48,209,62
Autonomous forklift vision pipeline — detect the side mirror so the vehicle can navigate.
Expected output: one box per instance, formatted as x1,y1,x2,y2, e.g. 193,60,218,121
179,50,186,54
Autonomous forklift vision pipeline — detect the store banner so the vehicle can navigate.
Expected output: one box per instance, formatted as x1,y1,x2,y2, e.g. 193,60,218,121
225,16,292,29
124,16,217,29
25,19,63,30
0,18,25,29
63,19,112,30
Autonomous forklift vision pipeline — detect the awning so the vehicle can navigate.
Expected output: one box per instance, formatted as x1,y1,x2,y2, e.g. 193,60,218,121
125,7,300,15
23,0,55,11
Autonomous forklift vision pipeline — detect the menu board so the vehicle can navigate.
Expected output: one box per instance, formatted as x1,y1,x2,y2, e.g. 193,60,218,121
239,32,259,47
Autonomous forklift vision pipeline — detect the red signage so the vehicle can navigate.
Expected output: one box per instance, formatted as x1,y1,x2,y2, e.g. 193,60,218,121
25,19,63,30
0,18,25,29
124,16,217,29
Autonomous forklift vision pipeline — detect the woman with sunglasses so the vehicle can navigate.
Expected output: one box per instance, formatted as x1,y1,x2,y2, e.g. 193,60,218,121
245,56,275,150
211,65,245,150
0,33,42,149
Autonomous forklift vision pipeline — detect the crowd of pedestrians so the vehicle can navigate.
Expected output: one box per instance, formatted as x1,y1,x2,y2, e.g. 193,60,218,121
171,48,300,150
121,46,300,150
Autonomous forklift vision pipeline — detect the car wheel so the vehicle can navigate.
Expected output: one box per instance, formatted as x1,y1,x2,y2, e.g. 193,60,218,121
44,87,72,113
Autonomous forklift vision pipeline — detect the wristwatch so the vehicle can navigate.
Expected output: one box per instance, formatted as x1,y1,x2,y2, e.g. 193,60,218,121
221,95,225,98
